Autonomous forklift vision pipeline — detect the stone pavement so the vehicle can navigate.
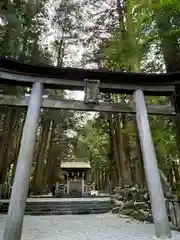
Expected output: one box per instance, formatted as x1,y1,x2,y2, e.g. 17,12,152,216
0,213,179,240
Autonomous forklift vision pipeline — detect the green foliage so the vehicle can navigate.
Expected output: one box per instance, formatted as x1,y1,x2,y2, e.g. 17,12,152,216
49,0,84,66
77,0,180,189
150,115,177,170
0,0,50,62
72,119,109,171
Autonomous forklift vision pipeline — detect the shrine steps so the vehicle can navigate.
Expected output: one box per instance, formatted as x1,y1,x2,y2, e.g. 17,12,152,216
0,198,112,215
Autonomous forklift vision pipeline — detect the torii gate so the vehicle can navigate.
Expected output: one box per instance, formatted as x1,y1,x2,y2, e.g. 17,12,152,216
1,56,179,240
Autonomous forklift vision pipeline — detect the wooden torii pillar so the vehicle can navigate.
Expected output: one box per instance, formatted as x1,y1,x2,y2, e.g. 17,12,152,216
85,80,171,239
85,81,171,239
133,89,171,239
3,82,43,240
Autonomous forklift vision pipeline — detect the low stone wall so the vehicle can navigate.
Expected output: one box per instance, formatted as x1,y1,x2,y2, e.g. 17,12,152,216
111,185,152,222
0,198,112,215
111,185,180,231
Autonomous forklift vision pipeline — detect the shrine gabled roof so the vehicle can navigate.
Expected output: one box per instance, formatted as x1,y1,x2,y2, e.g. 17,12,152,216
61,161,91,170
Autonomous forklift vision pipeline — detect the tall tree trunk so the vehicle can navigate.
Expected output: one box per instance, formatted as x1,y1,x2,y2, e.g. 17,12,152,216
32,119,51,194
107,116,118,187
0,108,11,176
121,114,132,185
114,114,131,186
0,108,17,183
10,110,26,185
109,114,122,185
47,141,62,190
43,120,55,188
172,161,179,190
134,117,145,189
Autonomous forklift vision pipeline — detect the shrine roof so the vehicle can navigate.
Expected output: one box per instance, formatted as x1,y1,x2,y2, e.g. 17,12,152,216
61,161,91,170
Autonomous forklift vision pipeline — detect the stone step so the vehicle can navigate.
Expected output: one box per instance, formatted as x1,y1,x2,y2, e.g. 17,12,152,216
0,199,112,215
0,206,111,211
0,202,111,208
0,209,110,215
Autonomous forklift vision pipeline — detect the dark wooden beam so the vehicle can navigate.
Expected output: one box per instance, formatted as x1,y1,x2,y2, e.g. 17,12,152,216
0,95,175,115
0,69,175,95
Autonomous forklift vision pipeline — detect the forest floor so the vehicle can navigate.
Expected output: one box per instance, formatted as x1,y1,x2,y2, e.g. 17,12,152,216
0,213,180,240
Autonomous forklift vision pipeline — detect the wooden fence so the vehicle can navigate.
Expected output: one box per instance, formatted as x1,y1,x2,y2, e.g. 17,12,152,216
167,199,180,231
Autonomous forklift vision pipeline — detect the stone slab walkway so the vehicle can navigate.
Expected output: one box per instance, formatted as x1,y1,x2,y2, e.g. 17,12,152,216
0,213,180,240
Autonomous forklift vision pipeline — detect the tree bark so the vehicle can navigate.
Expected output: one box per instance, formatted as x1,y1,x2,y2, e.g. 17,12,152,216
10,110,26,185
121,114,132,185
109,114,122,185
114,114,131,186
43,120,55,189
134,117,145,189
32,119,51,194
0,108,17,183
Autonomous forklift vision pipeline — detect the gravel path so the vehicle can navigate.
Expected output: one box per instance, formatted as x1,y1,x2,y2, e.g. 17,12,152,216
0,213,179,240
